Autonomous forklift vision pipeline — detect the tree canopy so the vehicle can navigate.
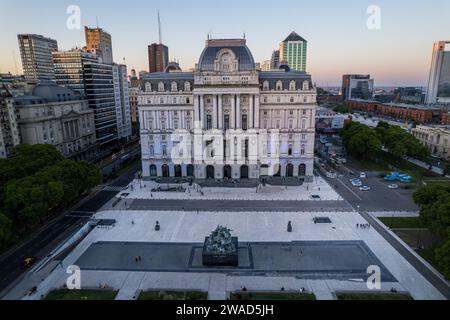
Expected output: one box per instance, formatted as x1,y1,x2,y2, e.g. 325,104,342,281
0,145,101,251
413,185,450,279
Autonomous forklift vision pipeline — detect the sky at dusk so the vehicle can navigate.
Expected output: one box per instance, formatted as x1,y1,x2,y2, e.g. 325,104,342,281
1,0,449,86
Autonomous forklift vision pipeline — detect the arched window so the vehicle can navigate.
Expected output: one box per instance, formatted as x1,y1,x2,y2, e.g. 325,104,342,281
289,81,296,91
145,82,152,92
171,82,178,92
276,81,283,91
149,165,157,177
158,82,165,92
302,80,309,91
263,81,270,91
184,82,191,91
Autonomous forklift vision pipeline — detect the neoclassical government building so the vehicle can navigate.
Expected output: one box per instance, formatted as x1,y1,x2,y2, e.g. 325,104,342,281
138,38,316,181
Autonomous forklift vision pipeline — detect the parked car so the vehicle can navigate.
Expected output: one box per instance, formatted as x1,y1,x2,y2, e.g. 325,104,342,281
359,186,371,191
352,181,363,187
388,184,399,189
360,172,367,179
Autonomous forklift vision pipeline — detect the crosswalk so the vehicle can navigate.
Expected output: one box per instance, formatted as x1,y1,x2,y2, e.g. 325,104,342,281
103,186,127,192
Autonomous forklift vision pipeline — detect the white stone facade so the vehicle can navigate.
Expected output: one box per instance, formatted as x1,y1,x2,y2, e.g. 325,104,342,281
412,125,450,160
138,39,316,181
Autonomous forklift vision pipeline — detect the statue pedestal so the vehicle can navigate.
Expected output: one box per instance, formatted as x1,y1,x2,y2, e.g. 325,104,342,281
202,237,239,267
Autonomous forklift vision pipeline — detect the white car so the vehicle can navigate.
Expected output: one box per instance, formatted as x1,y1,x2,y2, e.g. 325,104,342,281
388,184,399,189
360,172,367,179
352,181,363,187
359,186,371,191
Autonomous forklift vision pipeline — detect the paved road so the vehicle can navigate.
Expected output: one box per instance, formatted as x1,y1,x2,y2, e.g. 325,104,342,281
316,165,450,299
360,211,450,299
0,162,141,297
130,199,352,212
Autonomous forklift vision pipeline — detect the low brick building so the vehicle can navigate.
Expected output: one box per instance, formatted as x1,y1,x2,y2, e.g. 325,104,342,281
344,99,441,124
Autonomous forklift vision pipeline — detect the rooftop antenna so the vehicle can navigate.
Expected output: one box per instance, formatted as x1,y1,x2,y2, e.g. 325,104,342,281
158,10,162,44
96,16,99,28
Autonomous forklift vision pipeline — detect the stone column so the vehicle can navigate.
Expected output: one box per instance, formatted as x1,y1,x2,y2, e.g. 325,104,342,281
194,94,200,129
249,95,254,129
218,95,223,130
213,94,218,129
231,94,236,129
255,95,260,128
200,95,205,130
236,94,241,129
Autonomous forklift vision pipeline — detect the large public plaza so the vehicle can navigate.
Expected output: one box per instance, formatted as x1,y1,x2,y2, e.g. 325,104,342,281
7,175,445,301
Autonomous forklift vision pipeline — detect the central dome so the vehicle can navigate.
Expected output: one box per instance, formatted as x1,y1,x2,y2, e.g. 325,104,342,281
198,39,256,72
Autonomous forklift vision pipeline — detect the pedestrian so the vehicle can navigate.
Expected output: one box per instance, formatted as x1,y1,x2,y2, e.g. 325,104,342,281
357,223,359,228
135,257,139,263
281,287,285,291
132,220,135,225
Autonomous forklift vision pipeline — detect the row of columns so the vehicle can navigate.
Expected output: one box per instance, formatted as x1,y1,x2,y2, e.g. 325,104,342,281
194,94,260,130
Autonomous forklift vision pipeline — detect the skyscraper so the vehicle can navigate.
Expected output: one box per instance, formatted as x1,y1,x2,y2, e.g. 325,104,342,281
279,32,308,72
270,50,280,70
148,43,169,73
426,41,450,104
112,64,132,141
53,50,118,146
17,34,58,83
84,26,113,64
342,74,374,101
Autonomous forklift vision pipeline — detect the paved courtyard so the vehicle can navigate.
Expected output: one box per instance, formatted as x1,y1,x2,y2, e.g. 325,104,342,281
75,241,396,282
18,210,445,300
119,176,342,201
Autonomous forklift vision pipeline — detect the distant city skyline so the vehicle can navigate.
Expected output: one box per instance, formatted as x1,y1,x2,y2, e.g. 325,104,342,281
1,0,450,86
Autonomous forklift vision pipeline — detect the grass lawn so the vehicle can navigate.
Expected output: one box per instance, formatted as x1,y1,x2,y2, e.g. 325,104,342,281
423,177,450,187
376,151,436,181
336,292,413,300
378,217,425,229
138,291,207,300
378,218,447,280
230,292,316,300
44,289,118,300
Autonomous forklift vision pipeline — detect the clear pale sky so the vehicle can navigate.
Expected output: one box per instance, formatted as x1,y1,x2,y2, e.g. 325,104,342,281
1,0,449,86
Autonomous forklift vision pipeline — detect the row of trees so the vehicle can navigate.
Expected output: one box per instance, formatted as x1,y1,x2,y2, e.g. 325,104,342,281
413,185,450,279
0,145,101,251
341,121,430,162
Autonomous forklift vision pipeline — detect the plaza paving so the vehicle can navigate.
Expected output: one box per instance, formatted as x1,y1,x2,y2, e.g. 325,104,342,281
20,210,445,300
120,176,342,201
75,241,396,282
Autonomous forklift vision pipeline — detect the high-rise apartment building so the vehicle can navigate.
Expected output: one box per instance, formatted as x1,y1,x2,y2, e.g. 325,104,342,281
279,32,307,72
17,34,58,83
112,64,132,141
53,50,118,146
426,41,450,104
342,74,374,100
0,85,21,158
84,26,113,64
148,43,169,73
270,50,280,70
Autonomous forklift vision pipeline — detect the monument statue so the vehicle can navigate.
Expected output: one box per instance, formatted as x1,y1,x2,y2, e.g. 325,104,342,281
202,225,239,267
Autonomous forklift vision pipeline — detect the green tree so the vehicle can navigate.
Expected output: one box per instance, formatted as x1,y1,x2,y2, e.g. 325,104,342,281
341,122,382,159
0,212,13,250
413,185,450,237
435,236,450,279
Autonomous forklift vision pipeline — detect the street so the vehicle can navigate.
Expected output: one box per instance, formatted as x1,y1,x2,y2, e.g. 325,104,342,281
0,161,142,297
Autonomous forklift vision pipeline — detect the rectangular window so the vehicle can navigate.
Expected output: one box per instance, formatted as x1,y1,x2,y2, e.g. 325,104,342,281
224,115,230,130
206,115,212,130
242,115,248,131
